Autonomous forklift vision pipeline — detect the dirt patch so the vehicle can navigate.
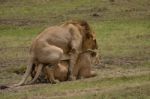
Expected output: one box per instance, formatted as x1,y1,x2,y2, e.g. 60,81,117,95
0,18,46,26
100,56,149,67
67,6,108,17
0,46,29,52
136,34,150,39
0,46,29,66
0,0,8,4
0,58,27,67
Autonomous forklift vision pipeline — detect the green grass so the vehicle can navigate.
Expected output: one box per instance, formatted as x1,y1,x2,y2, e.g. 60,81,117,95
69,83,150,99
0,74,149,99
0,0,150,98
93,20,150,57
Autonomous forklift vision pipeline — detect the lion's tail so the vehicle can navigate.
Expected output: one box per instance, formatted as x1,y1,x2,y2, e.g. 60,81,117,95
28,64,43,84
13,58,34,87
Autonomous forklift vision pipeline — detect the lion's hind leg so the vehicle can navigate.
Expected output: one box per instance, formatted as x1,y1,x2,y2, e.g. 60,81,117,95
28,64,43,84
43,65,59,84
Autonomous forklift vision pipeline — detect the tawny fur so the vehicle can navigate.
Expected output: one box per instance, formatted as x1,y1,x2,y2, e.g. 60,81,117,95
14,20,98,86
34,50,97,83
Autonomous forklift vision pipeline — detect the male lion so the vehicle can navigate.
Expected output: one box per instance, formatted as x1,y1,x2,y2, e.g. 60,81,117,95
33,50,97,83
14,20,97,86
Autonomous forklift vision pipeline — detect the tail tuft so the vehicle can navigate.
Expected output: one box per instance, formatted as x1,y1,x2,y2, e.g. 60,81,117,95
0,85,9,90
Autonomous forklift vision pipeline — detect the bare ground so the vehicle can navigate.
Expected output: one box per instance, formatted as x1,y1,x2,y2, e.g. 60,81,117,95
0,62,149,98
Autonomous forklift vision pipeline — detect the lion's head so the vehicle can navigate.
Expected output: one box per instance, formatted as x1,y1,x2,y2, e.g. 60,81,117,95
78,21,98,51
82,31,98,51
64,20,98,51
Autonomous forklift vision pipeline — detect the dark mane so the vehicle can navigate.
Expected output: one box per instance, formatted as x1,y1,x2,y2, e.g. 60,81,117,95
63,20,92,35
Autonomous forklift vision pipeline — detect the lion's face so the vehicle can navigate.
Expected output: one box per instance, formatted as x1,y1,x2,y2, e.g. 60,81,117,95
91,32,98,49
76,21,98,50
82,32,98,50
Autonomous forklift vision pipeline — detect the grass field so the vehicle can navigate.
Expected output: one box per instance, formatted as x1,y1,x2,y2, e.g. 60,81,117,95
0,0,150,99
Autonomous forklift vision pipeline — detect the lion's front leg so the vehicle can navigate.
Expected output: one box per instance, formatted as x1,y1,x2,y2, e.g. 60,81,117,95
68,27,82,81
67,50,78,81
